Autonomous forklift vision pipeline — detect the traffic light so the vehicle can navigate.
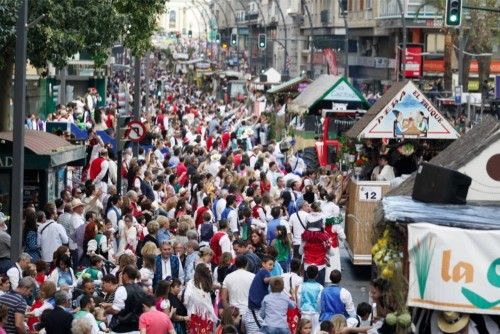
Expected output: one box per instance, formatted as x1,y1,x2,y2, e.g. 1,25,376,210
215,33,221,44
258,34,267,50
169,31,174,39
445,0,462,27
231,33,238,46
339,0,348,14
188,30,192,38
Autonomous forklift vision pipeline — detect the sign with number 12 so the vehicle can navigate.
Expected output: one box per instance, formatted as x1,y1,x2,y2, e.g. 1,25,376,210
359,186,382,201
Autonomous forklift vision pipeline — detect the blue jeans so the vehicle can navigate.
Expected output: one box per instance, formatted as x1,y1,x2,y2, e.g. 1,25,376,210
261,326,290,334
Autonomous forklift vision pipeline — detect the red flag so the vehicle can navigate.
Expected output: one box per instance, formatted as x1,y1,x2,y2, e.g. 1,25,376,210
324,48,338,75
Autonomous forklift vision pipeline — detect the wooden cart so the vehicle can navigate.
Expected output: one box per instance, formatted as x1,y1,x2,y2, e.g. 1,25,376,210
344,179,391,265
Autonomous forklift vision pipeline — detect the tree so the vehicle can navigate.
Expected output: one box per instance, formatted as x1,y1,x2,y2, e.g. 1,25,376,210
0,0,164,131
417,0,499,91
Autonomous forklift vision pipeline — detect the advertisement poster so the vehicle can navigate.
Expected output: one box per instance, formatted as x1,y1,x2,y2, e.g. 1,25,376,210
408,223,500,315
403,45,423,79
362,81,459,139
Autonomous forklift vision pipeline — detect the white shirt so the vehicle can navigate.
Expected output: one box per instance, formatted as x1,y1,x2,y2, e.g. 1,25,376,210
222,269,255,316
106,206,121,232
288,211,308,246
6,263,22,290
77,311,100,334
320,285,357,318
219,233,232,254
320,201,340,218
215,198,226,221
227,209,239,234
112,285,127,312
371,164,396,181
281,272,303,298
161,256,185,284
70,213,85,251
37,220,69,262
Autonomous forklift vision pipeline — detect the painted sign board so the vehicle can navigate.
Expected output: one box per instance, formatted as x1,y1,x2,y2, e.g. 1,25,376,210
323,80,363,102
362,81,459,139
408,223,500,315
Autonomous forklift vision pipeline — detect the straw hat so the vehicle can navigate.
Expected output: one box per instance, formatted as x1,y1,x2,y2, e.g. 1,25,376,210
437,312,470,333
71,198,85,210
211,153,221,162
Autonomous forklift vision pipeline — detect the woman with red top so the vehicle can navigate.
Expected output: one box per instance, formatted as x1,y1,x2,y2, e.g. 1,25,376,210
259,171,272,195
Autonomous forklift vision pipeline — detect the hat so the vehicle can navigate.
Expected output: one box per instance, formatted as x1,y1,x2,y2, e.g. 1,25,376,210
437,312,470,333
179,187,187,195
211,153,221,162
71,198,85,209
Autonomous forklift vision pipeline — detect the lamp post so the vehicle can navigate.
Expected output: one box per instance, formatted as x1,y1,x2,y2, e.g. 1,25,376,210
302,0,314,78
396,0,407,81
339,0,349,79
11,0,28,261
271,0,289,79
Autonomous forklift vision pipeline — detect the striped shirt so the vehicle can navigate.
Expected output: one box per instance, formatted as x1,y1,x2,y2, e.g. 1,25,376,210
0,291,27,334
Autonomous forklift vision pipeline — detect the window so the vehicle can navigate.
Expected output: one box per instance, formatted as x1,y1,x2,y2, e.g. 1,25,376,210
169,10,176,29
426,33,444,53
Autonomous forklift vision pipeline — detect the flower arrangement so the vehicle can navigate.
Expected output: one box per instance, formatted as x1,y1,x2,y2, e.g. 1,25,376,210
354,155,369,167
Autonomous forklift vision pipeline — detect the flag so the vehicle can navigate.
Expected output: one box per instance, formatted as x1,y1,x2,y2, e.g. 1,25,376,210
324,48,338,75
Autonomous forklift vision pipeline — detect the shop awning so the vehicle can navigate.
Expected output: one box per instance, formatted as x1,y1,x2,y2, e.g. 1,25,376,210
346,80,459,140
0,130,86,169
288,75,369,114
267,76,312,94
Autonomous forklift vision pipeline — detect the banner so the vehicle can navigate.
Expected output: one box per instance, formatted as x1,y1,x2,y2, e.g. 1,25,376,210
324,48,338,75
408,223,500,315
402,45,423,78
362,81,459,139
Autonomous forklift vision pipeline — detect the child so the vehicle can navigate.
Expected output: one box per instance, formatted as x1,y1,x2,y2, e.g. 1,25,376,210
244,256,274,334
267,246,284,277
347,302,373,329
34,260,47,286
272,225,291,272
213,252,232,287
298,265,324,334
184,240,200,283
168,278,188,334
155,280,174,316
296,319,313,334
282,258,303,299
260,277,296,333
79,255,104,286
319,321,334,334
139,254,155,292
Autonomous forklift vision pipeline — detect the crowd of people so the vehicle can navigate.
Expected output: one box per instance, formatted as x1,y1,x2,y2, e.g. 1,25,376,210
0,70,394,334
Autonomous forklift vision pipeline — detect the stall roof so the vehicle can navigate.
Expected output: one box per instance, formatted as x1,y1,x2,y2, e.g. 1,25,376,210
347,81,459,139
388,115,500,197
0,130,86,169
288,75,369,114
267,76,312,94
381,196,500,230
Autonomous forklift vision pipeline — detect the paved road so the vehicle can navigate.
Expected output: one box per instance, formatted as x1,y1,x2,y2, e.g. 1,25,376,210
338,245,372,305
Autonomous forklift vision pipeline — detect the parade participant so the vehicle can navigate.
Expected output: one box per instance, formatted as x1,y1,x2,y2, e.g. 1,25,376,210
209,220,232,266
89,149,110,193
319,270,356,322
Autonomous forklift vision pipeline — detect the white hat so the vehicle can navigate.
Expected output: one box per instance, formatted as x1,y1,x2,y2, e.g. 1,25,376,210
211,153,221,162
71,198,85,209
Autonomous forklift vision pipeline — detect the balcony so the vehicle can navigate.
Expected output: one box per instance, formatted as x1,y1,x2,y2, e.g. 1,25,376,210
245,12,259,21
321,10,330,25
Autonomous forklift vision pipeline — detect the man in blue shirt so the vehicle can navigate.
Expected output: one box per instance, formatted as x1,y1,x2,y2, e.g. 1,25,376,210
266,206,283,245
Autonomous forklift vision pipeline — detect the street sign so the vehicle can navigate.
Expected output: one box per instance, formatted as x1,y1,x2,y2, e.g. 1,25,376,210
125,121,146,142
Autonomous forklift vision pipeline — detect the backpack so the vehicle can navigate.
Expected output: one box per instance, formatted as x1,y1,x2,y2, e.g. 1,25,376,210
200,224,215,242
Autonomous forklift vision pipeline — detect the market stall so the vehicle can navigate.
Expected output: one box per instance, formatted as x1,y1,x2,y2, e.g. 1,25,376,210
266,75,312,104
286,75,370,168
369,118,500,331
343,80,460,265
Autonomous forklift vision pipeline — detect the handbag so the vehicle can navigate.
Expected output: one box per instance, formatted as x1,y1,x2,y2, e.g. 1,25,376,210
286,276,301,333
